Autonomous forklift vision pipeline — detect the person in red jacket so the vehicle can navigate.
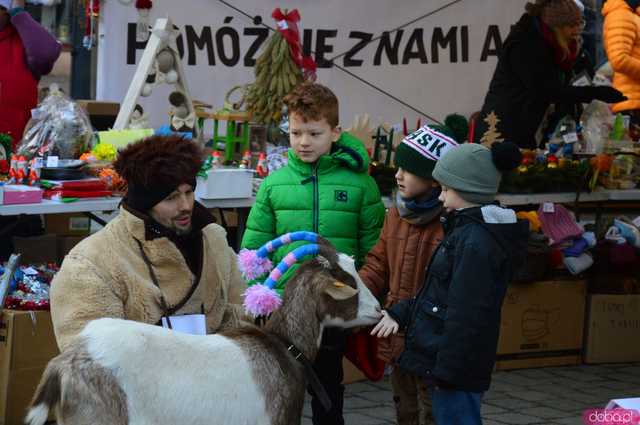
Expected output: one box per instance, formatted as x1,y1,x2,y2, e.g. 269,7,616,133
0,0,61,150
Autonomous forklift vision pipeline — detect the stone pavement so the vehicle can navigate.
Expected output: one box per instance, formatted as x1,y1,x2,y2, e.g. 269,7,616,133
302,363,640,425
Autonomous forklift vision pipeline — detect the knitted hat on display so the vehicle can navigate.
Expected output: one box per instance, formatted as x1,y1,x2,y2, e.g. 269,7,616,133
395,114,467,179
0,0,11,10
526,0,583,28
113,135,203,211
537,204,584,245
432,142,522,205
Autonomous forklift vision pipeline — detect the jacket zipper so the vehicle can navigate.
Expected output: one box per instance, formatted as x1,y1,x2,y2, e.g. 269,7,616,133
312,164,319,233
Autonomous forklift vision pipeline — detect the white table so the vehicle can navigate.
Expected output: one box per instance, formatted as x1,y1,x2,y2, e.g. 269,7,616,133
0,195,257,250
0,196,260,216
0,198,123,216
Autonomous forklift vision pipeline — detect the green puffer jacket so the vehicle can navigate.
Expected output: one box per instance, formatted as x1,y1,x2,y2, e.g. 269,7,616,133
241,132,385,293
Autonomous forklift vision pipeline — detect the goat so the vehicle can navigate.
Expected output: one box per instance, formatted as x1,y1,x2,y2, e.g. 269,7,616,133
26,243,382,425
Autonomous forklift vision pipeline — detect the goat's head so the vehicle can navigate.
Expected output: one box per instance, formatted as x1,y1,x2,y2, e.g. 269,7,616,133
280,239,382,329
239,232,381,326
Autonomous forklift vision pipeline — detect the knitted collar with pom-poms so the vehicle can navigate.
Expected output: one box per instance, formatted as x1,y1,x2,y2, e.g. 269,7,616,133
238,232,320,317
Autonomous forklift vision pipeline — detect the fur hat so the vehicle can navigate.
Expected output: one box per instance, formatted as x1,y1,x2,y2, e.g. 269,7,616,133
113,135,203,211
526,0,583,28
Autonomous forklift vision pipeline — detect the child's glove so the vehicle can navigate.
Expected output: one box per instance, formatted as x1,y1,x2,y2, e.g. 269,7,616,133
370,310,399,338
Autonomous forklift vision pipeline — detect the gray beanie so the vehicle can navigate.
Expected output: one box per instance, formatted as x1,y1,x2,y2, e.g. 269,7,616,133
432,144,501,205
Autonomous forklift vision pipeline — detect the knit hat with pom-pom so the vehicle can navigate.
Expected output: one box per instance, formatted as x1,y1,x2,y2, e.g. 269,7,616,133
394,114,468,179
432,142,522,204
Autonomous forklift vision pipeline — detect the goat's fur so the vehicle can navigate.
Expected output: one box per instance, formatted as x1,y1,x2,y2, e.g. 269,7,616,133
27,244,381,425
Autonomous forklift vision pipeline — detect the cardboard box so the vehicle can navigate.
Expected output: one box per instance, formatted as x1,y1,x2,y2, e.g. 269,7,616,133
11,235,58,265
2,186,42,205
76,100,120,131
57,235,86,264
584,295,640,364
495,280,587,370
0,310,60,425
45,213,90,236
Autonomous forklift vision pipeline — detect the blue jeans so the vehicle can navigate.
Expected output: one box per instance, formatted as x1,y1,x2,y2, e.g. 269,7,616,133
432,387,483,425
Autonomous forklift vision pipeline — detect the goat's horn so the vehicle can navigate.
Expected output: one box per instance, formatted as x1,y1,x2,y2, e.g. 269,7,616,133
257,232,319,258
264,243,320,289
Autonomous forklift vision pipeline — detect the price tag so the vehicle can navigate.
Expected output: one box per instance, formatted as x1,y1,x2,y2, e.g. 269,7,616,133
23,267,38,275
46,156,59,167
543,202,555,213
563,132,578,143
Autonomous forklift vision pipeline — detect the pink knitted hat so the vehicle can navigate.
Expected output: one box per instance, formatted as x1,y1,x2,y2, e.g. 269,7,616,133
537,204,583,245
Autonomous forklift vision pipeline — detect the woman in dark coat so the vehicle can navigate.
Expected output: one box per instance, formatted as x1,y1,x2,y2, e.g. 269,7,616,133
474,0,626,149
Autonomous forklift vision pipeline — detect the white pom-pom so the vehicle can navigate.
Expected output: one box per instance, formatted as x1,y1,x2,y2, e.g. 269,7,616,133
141,84,153,97
165,70,179,84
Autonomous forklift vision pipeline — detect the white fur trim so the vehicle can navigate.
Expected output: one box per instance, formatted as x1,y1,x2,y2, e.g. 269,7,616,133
82,319,271,425
481,205,517,224
25,404,49,425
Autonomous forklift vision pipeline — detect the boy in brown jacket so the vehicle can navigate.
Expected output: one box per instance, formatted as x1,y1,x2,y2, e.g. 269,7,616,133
359,116,465,425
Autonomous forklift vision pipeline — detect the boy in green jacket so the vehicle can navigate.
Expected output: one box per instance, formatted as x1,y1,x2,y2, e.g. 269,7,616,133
241,81,385,425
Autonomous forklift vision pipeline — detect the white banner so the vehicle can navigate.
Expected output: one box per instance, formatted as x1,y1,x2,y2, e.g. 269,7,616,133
97,0,528,129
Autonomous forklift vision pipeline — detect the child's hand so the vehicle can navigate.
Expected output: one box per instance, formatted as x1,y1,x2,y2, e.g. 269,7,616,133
370,310,399,338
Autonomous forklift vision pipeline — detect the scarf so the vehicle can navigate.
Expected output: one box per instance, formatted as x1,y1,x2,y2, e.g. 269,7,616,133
395,188,443,225
539,18,578,72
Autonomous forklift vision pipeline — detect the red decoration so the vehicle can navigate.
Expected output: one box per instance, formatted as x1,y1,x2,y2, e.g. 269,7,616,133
271,8,317,81
135,0,152,9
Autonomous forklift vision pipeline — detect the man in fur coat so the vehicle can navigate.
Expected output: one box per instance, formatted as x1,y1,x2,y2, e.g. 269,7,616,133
50,136,248,351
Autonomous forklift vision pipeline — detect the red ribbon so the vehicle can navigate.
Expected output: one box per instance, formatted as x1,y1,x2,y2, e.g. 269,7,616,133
271,8,317,81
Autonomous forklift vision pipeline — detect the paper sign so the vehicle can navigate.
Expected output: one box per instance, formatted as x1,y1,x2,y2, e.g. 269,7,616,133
161,314,206,335
46,156,59,167
97,129,155,149
543,203,555,213
563,133,578,143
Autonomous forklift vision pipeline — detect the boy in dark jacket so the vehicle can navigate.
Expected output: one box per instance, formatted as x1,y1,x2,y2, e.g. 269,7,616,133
359,116,466,425
372,143,528,425
241,82,384,425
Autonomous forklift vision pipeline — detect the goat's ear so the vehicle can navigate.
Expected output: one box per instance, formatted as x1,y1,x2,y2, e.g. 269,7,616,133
324,281,358,301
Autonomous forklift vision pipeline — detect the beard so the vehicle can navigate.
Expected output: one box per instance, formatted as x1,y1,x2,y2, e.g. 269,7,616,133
173,224,192,236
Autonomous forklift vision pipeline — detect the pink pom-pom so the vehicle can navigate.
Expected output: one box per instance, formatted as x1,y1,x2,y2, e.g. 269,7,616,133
243,284,282,317
238,249,273,281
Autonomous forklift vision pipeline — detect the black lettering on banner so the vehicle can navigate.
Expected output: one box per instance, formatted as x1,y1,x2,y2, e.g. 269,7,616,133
315,29,338,67
431,27,457,64
343,31,373,67
374,30,404,66
216,18,241,66
302,28,313,57
127,23,148,65
481,25,503,61
185,25,215,66
176,32,185,59
461,25,469,62
243,27,269,66
402,28,428,64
